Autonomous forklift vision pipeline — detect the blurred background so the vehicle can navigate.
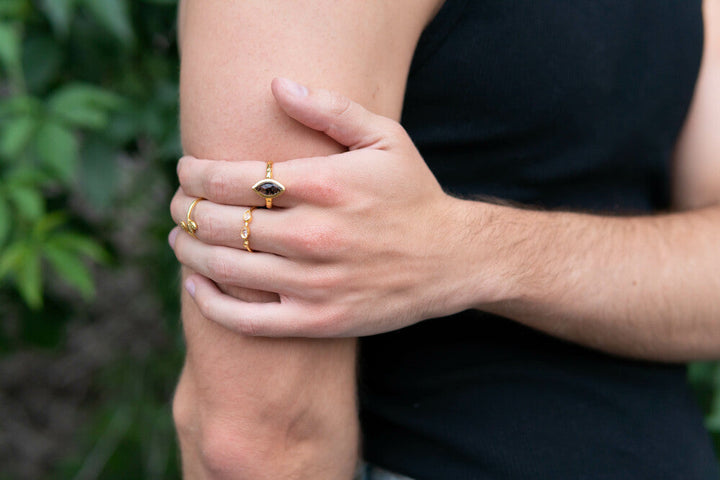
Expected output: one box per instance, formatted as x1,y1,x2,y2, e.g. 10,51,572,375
1,0,182,478
0,1,718,479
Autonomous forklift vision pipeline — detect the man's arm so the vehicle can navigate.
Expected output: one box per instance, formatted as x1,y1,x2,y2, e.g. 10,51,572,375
455,0,720,361
173,0,442,478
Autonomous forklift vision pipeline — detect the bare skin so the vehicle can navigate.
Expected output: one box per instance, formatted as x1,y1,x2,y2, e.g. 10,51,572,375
173,0,443,478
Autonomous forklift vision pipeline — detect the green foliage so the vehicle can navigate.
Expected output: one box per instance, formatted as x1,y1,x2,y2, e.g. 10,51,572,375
689,362,720,453
0,0,181,308
1,0,183,478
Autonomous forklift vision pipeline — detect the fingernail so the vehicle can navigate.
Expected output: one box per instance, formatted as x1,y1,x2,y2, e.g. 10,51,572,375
279,77,308,97
185,278,196,297
168,228,179,248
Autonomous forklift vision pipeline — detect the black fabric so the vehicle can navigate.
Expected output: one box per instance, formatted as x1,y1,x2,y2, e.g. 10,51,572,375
359,1,719,479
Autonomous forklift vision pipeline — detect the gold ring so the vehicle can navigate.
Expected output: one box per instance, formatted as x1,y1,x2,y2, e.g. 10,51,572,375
180,197,204,238
252,161,285,209
241,207,257,252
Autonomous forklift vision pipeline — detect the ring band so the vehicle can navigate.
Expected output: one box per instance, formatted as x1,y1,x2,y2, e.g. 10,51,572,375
180,197,203,238
252,161,285,208
241,207,257,252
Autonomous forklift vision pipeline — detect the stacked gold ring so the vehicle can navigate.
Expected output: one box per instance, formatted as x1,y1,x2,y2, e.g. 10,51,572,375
180,197,204,238
252,161,285,208
241,207,257,252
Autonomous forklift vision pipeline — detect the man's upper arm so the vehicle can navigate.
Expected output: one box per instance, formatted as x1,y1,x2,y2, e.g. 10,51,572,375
180,0,439,157
672,0,720,209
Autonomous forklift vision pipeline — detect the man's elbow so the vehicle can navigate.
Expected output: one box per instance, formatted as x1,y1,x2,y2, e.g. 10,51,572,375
172,378,358,479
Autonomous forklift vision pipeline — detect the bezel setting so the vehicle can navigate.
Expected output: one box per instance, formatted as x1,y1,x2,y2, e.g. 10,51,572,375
252,179,286,198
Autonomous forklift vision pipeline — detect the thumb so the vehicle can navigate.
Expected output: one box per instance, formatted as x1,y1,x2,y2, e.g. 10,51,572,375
271,77,392,150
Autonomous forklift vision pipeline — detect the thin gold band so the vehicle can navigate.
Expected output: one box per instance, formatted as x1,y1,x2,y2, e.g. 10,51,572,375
264,162,273,209
180,197,204,238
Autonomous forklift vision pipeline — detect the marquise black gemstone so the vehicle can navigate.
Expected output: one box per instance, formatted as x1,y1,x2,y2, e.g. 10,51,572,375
253,180,285,197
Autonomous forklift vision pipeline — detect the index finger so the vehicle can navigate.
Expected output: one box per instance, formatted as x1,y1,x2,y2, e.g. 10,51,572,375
176,155,343,207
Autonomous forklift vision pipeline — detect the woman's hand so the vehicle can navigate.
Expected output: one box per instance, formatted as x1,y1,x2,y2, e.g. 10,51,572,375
169,78,477,337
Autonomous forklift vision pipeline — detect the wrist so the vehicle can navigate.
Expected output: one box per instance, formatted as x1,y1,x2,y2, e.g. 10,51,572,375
440,198,534,313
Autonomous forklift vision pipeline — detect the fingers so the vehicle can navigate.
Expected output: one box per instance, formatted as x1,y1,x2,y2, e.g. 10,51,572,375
171,189,276,254
177,155,345,208
271,77,399,150
184,275,310,337
170,227,305,295
184,274,346,338
170,189,342,259
176,156,289,208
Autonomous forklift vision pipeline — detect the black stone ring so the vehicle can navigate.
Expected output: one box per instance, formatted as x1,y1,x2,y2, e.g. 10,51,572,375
252,161,285,208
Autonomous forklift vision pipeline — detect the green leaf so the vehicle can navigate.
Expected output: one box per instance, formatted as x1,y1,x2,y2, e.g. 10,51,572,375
0,196,10,246
0,22,21,72
0,95,39,119
48,83,123,129
50,232,109,263
43,242,95,299
0,241,24,278
7,184,44,220
38,0,76,36
3,166,50,194
4,165,50,185
706,393,720,432
688,362,715,386
33,211,67,238
35,121,78,182
0,0,28,18
17,244,42,309
0,114,36,157
80,0,133,45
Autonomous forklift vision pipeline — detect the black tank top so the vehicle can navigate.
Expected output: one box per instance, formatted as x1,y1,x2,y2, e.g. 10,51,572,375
359,2,719,478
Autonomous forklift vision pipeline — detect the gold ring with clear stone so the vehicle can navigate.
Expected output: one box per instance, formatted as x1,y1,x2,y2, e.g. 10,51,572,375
180,197,204,238
252,161,285,209
241,207,257,252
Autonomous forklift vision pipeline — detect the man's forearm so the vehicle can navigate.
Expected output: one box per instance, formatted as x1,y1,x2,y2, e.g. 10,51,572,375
454,199,720,361
176,278,359,479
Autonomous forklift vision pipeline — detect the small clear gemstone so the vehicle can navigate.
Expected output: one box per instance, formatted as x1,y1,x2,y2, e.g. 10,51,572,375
243,211,252,221
241,228,249,239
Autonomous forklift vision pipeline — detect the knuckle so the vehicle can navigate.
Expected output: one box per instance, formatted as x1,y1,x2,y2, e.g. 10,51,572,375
197,208,219,241
328,92,353,118
385,120,407,139
204,170,228,201
205,254,237,285
305,266,342,292
237,317,258,337
306,305,347,337
289,223,345,256
301,169,344,205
